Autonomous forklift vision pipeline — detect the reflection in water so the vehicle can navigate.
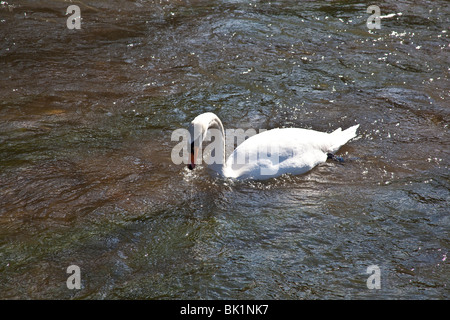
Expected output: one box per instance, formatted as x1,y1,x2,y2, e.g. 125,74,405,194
0,0,448,299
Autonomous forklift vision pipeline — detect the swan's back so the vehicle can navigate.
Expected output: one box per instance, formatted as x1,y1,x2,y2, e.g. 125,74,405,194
223,125,359,180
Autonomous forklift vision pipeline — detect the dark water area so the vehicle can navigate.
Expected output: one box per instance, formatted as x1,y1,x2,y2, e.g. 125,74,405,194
0,0,448,299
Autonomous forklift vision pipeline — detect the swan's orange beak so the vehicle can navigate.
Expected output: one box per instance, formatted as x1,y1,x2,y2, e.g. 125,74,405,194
188,144,198,170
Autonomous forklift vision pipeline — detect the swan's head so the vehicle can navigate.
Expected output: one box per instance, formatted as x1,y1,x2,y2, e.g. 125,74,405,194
187,120,205,170
187,141,198,170
186,112,225,171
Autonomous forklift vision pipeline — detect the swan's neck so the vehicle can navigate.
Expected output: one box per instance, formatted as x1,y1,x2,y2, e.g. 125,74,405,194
205,117,226,175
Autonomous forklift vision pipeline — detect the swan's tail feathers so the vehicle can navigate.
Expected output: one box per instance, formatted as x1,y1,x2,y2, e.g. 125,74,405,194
331,127,342,134
343,124,360,141
329,124,360,152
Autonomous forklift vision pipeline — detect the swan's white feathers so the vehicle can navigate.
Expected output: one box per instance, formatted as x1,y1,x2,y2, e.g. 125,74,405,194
188,113,359,180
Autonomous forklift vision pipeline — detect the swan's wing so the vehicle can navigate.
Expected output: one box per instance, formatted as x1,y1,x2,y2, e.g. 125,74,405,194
223,125,359,180
224,128,330,179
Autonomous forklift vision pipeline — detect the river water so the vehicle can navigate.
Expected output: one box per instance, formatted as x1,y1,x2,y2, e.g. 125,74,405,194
0,0,448,299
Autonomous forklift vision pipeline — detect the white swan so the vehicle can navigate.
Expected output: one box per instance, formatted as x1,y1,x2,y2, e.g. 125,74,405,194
187,112,359,180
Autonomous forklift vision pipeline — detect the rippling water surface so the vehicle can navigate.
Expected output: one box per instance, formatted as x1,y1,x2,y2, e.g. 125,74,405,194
0,0,448,299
